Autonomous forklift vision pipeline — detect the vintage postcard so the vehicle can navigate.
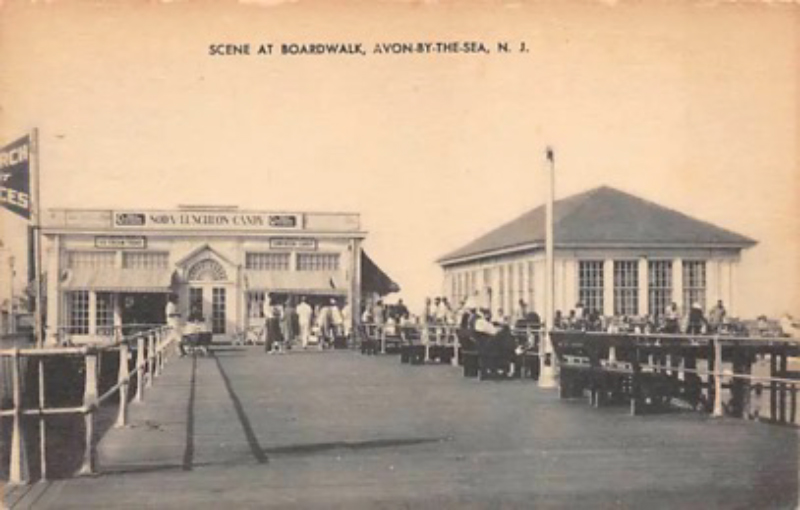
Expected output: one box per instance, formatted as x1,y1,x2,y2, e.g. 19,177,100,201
1,1,798,508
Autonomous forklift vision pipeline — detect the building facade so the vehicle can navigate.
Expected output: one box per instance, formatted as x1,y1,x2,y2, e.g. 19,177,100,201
41,207,395,344
438,187,756,321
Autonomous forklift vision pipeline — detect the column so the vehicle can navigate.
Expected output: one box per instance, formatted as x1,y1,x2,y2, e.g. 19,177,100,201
603,259,614,317
672,258,684,312
563,259,577,313
45,235,60,345
638,258,648,317
350,239,362,334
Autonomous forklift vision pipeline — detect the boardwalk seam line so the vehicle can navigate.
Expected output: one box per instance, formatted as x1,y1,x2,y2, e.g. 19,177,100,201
213,353,268,464
182,354,197,471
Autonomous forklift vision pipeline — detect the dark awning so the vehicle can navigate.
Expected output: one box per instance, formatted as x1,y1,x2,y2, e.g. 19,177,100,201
361,251,400,297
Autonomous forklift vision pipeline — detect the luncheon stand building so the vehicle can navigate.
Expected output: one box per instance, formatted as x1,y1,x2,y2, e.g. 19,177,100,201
438,186,756,322
41,207,398,344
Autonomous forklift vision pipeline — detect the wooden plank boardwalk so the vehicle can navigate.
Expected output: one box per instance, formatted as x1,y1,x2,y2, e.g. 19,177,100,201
3,347,799,509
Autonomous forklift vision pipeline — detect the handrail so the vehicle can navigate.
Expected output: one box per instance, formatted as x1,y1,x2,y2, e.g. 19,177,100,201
1,324,180,485
360,321,544,365
550,330,799,424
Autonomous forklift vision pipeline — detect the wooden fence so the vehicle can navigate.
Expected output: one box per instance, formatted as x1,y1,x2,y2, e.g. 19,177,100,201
0,325,177,485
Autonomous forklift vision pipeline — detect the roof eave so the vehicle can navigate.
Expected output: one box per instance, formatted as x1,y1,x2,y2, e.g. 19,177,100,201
438,240,757,267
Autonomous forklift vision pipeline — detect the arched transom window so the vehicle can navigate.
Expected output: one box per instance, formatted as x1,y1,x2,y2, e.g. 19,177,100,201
187,258,228,282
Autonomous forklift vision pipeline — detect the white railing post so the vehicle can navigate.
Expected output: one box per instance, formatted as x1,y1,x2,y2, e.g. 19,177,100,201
116,343,130,427
9,349,29,484
38,358,47,481
147,333,155,387
78,350,98,476
135,335,145,402
713,336,724,417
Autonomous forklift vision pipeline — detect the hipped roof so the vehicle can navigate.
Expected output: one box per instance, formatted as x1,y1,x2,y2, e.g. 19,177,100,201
438,186,756,265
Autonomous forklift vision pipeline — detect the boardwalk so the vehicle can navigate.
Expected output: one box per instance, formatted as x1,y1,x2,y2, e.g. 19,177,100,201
4,348,799,509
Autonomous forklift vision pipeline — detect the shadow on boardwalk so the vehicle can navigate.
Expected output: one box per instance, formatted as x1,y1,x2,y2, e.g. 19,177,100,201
4,348,799,509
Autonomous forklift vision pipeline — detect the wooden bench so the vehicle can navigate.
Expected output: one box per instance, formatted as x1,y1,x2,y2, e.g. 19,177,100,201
552,332,680,415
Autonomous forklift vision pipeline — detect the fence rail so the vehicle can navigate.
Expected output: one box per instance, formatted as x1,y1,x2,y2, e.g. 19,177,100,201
551,330,800,423
1,324,178,485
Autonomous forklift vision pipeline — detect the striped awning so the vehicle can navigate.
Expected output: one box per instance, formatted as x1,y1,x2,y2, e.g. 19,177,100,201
62,267,174,293
244,271,345,295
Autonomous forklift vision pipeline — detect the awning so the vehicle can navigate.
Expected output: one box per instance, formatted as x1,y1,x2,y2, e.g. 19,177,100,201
62,267,174,293
361,251,400,297
244,271,346,295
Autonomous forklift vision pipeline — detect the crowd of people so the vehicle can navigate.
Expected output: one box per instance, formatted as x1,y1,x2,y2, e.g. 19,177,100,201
261,295,351,353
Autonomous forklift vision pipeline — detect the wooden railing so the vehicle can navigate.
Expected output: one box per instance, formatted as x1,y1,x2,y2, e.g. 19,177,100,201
0,325,178,485
359,321,543,367
550,330,800,422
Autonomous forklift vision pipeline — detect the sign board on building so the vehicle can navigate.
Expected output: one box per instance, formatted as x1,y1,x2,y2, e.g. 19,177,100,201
112,211,303,231
0,135,31,220
269,237,318,250
95,236,147,249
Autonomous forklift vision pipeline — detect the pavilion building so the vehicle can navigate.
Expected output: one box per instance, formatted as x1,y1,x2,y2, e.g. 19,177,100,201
437,186,756,321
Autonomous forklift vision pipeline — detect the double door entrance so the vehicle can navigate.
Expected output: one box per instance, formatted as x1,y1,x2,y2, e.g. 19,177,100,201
188,284,228,337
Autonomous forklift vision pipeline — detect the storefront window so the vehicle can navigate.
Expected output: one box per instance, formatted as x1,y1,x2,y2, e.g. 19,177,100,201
246,252,290,271
297,253,339,271
67,251,115,268
66,290,90,335
96,292,115,335
123,252,169,269
247,291,266,319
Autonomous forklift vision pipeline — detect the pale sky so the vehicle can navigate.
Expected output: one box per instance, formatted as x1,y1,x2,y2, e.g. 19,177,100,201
0,1,797,316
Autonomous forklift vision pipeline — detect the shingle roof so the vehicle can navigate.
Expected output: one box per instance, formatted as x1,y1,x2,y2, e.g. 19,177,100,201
438,186,756,265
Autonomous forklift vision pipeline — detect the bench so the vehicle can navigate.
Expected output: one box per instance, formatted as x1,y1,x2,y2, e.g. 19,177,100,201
552,332,680,415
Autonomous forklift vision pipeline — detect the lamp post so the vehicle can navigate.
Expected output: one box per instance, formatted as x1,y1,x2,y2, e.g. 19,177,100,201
539,146,558,388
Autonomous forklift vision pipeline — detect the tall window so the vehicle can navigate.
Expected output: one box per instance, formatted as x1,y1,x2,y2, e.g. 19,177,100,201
246,252,290,271
247,291,266,319
95,292,115,335
451,273,458,304
517,262,525,306
123,251,168,269
683,260,707,310
297,253,339,271
613,260,639,316
67,251,115,269
189,288,203,319
212,287,226,334
66,290,90,335
648,260,672,317
578,261,604,315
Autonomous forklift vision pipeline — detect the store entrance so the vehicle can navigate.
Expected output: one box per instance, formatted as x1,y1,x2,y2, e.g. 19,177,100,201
120,292,167,335
188,284,228,336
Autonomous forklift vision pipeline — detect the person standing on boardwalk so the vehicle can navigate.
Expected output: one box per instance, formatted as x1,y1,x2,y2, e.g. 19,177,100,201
687,302,707,335
282,297,297,348
330,298,344,345
297,296,313,348
708,300,726,333
165,294,184,355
